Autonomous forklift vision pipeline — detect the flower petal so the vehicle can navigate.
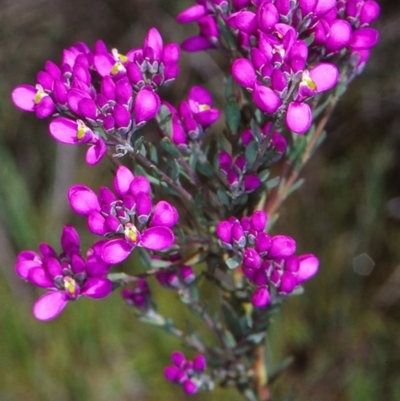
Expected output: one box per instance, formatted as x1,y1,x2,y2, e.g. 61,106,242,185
11,85,36,111
33,291,68,321
114,166,135,197
68,185,101,215
296,254,319,283
141,226,174,250
286,102,311,134
150,201,179,228
310,63,338,93
61,225,80,255
86,139,106,165
101,239,133,264
82,277,112,298
268,235,296,259
253,84,282,114
232,58,256,89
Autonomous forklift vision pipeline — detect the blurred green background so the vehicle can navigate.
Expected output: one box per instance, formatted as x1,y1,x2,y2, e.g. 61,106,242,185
1,1,399,400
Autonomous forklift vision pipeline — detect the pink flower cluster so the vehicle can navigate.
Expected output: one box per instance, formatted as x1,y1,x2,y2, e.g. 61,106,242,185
164,351,209,395
216,210,319,308
155,254,196,289
162,86,220,148
122,279,152,311
219,151,261,195
177,0,379,134
12,28,180,165
15,226,113,321
68,166,178,264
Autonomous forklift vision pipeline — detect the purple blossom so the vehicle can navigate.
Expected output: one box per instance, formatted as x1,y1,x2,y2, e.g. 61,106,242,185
11,28,180,164
218,150,261,196
216,210,319,306
122,279,151,311
68,166,178,264
15,225,112,321
164,351,210,395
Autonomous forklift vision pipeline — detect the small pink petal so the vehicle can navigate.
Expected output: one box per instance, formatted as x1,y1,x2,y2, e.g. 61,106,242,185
181,36,213,52
141,226,174,250
68,185,100,215
177,5,207,23
82,277,112,298
86,139,106,165
150,201,179,228
11,85,36,111
286,102,312,134
310,63,338,93
33,291,68,321
232,58,256,89
114,166,135,197
297,254,319,283
101,239,133,264
253,84,282,114
134,89,160,125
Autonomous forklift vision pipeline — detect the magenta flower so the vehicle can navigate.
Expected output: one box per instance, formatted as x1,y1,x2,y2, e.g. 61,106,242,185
216,210,319,306
122,279,152,311
218,150,261,196
12,84,55,119
164,351,210,395
49,117,107,165
68,166,178,264
15,225,112,321
11,28,179,165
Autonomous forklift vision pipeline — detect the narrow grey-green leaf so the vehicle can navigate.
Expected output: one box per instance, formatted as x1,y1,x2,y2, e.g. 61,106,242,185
160,137,180,158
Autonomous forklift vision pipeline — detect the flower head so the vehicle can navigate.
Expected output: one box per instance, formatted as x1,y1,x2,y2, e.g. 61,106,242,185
68,166,178,264
15,225,112,321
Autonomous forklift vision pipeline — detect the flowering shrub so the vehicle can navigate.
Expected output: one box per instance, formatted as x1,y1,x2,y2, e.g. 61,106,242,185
11,0,379,399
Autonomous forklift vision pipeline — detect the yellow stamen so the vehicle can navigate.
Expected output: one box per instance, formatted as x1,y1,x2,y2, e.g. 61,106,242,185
64,278,76,295
198,104,211,112
125,225,138,243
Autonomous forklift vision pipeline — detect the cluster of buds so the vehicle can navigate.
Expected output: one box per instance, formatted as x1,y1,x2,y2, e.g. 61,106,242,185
216,210,319,307
177,1,379,134
241,123,287,159
219,151,261,196
161,86,220,149
155,254,196,289
122,279,152,311
11,28,180,164
164,351,212,395
15,226,113,321
68,166,179,264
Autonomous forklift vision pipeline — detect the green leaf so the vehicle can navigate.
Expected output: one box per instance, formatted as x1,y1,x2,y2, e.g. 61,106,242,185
226,255,242,270
250,119,263,144
313,94,333,120
160,137,180,158
225,76,234,99
266,177,279,189
245,140,258,169
247,332,266,344
107,272,130,282
150,259,173,269
157,104,173,135
226,100,241,133
268,357,294,384
258,169,270,182
222,302,243,339
137,248,152,268
197,161,215,177
286,178,305,197
148,142,158,164
240,387,259,401
217,15,237,51
217,188,230,207
133,135,145,151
